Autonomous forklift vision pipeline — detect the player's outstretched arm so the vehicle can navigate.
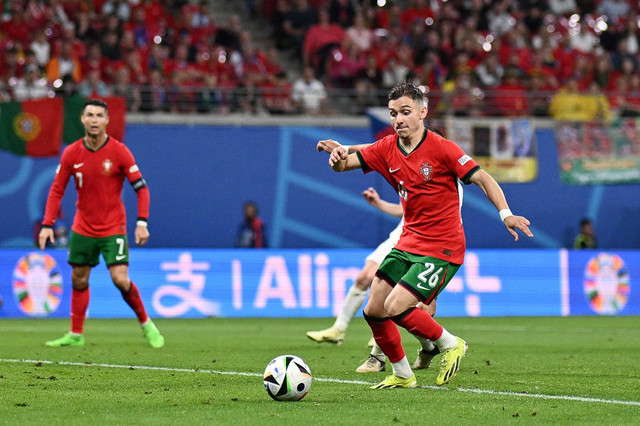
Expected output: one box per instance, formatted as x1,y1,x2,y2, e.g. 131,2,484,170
38,227,54,250
316,139,372,154
469,169,533,241
362,187,403,218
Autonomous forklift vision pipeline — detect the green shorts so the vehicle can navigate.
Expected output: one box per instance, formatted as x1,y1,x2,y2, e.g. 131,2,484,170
377,248,461,304
68,231,129,267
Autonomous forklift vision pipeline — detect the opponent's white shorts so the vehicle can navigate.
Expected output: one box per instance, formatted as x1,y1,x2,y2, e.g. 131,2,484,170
365,219,403,265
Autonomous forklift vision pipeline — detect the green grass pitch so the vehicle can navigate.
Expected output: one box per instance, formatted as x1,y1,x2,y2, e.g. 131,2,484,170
1,316,638,425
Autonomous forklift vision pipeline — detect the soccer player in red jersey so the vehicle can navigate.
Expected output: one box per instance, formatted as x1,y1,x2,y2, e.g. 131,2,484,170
319,82,533,388
39,98,164,349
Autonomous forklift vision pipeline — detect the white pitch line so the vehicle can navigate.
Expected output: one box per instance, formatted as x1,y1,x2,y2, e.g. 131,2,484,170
1,358,638,407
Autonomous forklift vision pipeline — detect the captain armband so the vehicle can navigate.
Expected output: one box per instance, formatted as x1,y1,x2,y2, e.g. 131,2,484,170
131,178,147,191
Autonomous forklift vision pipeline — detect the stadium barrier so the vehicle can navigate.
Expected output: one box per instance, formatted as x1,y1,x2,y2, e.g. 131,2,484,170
2,248,637,319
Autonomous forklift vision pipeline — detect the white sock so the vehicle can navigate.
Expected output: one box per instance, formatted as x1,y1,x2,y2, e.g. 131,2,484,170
333,286,367,331
434,328,458,351
414,336,436,352
370,342,386,360
391,356,413,379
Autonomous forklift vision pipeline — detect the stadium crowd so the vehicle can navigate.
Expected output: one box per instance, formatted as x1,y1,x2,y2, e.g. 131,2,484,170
2,0,640,117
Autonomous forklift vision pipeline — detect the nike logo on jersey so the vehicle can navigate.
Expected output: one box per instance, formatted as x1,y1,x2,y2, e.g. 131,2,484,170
73,163,84,169
389,167,400,173
115,254,127,261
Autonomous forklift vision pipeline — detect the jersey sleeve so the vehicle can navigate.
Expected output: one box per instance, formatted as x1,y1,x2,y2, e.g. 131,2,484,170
441,139,481,184
356,139,387,175
120,144,150,222
42,147,73,227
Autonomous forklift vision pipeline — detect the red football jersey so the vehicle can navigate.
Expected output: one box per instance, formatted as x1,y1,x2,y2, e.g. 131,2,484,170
357,129,480,264
43,137,150,238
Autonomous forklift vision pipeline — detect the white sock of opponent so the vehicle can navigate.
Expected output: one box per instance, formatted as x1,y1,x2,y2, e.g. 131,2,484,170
414,336,437,351
333,286,367,331
371,342,386,360
391,356,413,379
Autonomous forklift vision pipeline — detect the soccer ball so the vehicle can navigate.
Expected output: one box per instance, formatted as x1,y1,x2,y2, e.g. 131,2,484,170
263,354,312,401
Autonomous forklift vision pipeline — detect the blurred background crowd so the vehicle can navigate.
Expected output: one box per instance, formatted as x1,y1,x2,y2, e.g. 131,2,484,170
2,0,640,118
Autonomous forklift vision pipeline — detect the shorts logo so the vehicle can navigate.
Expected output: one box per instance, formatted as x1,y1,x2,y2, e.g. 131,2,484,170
115,254,126,261
458,155,472,165
420,162,433,181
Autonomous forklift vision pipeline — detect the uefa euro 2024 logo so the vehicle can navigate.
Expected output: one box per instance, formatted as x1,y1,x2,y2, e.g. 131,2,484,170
584,253,629,315
12,252,63,316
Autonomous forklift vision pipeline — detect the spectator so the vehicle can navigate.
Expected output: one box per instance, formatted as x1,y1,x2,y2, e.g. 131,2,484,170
111,66,141,112
355,54,384,111
475,52,504,88
381,43,413,88
79,68,111,98
12,64,50,101
328,41,367,89
259,71,293,115
574,218,597,249
489,65,529,117
441,71,483,116
45,39,82,83
75,11,100,44
235,201,267,248
102,0,131,22
329,0,356,28
100,30,123,62
549,77,610,121
0,46,21,81
345,11,374,53
139,67,168,112
597,0,631,22
303,8,346,75
29,29,51,69
291,66,330,115
549,0,578,15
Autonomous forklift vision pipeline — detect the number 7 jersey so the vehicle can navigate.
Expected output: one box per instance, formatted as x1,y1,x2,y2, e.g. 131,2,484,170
42,137,150,238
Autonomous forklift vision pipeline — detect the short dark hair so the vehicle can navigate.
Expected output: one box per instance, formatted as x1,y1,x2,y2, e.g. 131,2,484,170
388,82,424,103
83,98,108,113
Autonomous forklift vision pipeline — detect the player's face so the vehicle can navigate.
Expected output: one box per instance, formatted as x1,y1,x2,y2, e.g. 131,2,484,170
80,105,109,137
388,96,427,141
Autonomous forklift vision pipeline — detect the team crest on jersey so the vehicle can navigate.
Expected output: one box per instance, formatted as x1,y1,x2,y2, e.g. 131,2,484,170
419,162,433,181
102,159,113,174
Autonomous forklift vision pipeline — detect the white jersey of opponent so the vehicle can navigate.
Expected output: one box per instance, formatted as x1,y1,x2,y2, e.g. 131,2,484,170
365,218,404,265
364,181,464,266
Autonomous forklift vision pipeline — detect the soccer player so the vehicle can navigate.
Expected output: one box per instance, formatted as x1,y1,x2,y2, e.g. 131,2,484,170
321,82,533,388
306,184,441,373
39,98,165,349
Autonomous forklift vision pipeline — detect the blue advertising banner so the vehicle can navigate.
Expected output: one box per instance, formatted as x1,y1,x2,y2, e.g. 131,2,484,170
1,249,638,319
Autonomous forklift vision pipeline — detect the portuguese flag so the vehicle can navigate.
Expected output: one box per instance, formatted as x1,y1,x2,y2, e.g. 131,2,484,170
0,96,127,157
0,98,64,157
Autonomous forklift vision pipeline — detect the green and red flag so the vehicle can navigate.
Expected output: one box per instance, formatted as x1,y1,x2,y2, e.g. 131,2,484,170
0,98,64,157
63,95,126,143
0,96,127,157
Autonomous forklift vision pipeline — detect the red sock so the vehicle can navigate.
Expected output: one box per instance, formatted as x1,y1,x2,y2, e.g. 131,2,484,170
121,281,149,324
70,287,90,334
364,313,405,363
392,307,444,341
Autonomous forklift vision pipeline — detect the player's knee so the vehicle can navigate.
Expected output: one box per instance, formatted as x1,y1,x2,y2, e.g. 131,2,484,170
355,270,374,290
112,276,130,292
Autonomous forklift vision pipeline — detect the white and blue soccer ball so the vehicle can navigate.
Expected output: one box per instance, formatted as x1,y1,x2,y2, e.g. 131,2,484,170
263,354,312,401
